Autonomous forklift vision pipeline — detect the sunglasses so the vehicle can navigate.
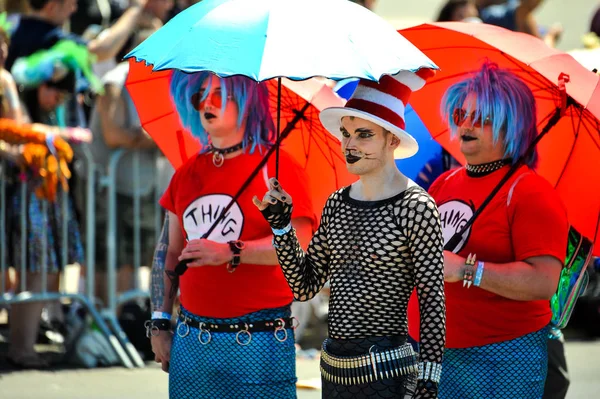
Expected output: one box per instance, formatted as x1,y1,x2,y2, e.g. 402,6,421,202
452,108,492,127
190,91,233,111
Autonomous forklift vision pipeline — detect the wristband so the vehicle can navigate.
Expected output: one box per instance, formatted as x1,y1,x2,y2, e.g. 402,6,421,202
272,223,292,236
152,311,172,320
418,361,442,383
474,261,485,287
462,253,476,288
144,319,172,338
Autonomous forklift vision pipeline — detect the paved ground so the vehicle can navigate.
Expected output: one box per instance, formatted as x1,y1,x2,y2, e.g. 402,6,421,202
0,338,599,399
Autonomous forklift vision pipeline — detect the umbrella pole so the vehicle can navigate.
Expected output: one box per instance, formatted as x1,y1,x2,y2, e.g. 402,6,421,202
276,77,282,180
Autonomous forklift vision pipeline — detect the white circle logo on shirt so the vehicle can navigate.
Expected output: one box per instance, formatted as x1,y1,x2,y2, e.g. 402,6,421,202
437,200,474,253
182,194,244,243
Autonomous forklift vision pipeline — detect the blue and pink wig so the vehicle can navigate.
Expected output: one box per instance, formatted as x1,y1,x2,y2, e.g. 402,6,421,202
441,61,538,168
170,70,275,153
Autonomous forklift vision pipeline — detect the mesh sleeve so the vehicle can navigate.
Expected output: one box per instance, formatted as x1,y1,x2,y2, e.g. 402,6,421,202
272,194,335,301
404,193,446,366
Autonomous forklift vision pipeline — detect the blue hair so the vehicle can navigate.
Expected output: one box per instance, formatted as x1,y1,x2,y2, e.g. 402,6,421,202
169,70,275,153
441,61,538,168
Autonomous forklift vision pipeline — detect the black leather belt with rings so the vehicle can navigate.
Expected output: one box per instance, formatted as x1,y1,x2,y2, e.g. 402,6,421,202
176,313,298,346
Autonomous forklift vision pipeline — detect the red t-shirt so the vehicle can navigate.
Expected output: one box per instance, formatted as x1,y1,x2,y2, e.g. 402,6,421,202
408,165,568,348
160,149,317,318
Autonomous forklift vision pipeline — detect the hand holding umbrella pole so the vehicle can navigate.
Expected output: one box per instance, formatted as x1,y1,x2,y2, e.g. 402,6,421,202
271,78,283,214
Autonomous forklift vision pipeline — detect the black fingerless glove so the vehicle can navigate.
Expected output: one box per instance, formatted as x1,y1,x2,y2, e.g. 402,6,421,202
259,201,293,230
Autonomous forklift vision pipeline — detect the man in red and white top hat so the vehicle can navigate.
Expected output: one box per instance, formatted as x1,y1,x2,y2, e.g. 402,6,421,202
254,69,446,399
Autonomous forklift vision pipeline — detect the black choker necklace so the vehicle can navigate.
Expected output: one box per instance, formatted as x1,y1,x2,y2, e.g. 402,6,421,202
465,159,512,177
207,142,244,167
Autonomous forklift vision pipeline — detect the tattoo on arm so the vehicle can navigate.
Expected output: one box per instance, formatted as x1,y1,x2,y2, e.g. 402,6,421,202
151,213,170,311
165,270,180,300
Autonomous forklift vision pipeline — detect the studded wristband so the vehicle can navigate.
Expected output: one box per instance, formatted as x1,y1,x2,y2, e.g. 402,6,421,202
144,319,172,338
462,253,477,288
418,361,442,383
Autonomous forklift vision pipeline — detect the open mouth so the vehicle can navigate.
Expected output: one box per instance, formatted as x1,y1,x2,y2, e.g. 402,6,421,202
204,112,217,120
461,134,477,142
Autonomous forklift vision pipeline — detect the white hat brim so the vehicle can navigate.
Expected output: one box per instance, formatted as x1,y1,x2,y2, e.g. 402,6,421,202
320,107,419,159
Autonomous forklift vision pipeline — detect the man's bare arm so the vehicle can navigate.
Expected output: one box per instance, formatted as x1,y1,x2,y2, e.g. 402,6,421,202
87,1,147,62
97,84,154,149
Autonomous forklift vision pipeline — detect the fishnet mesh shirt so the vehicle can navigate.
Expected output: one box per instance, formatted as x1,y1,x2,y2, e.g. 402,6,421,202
274,186,446,367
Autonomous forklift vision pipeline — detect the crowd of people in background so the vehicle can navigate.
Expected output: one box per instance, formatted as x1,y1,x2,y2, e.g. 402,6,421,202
0,2,598,393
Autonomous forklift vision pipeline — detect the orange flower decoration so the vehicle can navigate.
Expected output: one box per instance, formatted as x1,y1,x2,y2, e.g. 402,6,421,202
0,118,74,202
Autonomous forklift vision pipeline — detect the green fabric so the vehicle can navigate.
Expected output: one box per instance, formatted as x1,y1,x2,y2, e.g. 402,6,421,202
11,39,103,94
551,226,594,329
0,12,12,36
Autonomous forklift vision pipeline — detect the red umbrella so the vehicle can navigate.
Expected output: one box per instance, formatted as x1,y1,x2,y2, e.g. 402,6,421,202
400,22,600,255
125,59,356,216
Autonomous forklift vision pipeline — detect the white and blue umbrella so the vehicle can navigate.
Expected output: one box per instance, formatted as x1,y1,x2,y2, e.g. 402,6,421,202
126,0,437,81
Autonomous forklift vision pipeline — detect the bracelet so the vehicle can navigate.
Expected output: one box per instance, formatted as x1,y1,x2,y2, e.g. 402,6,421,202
144,319,172,338
474,261,485,287
462,253,476,288
272,223,292,236
152,311,172,320
418,361,442,383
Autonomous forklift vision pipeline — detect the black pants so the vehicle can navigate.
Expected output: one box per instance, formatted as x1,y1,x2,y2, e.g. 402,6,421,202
543,337,570,399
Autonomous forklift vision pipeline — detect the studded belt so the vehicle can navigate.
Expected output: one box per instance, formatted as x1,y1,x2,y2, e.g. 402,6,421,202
320,341,418,386
176,312,297,346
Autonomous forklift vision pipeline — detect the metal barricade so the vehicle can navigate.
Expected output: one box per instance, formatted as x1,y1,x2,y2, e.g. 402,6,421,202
0,142,168,369
0,155,135,368
97,148,165,368
81,145,144,368
102,149,166,310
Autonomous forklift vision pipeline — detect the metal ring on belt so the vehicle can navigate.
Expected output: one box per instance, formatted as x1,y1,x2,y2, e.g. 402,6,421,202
197,322,212,345
274,317,288,343
177,318,190,338
236,323,252,346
